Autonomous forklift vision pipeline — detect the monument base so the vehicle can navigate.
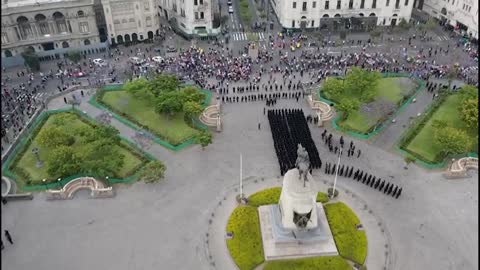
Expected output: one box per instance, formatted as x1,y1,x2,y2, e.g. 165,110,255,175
258,203,338,261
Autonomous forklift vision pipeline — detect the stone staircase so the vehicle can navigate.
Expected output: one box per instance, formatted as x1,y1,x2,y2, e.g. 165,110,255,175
444,157,478,179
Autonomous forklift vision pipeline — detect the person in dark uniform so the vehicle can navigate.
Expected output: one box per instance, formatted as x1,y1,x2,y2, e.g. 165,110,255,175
5,230,13,245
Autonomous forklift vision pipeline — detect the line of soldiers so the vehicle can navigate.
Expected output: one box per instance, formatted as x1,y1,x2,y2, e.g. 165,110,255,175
321,131,361,158
323,161,402,199
268,108,322,175
222,91,303,103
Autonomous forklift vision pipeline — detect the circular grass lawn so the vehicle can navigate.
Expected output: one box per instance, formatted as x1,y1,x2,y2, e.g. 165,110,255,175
225,187,367,270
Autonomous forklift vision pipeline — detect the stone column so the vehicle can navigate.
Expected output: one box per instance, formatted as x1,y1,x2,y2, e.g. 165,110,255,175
316,112,323,127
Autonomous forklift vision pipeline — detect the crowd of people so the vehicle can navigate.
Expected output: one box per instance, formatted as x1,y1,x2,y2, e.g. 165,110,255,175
267,109,322,175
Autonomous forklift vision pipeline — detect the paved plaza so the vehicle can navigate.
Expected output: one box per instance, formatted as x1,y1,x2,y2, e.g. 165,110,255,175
1,88,478,270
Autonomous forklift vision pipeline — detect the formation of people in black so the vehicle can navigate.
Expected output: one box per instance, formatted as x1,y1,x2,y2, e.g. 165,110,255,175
221,91,304,104
267,108,322,175
321,130,361,158
324,157,402,199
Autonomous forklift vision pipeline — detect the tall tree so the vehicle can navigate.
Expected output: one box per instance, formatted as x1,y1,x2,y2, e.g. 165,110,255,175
21,48,40,71
336,98,360,119
138,160,166,183
46,146,82,177
195,130,213,149
148,74,179,96
37,126,75,148
79,139,125,177
183,101,203,124
321,77,345,101
460,98,478,130
181,86,206,104
155,91,183,118
434,126,472,156
124,78,153,100
344,67,381,102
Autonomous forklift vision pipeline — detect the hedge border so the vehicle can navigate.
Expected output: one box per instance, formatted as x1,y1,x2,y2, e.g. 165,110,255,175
394,92,478,169
89,84,211,151
1,108,154,192
317,72,425,139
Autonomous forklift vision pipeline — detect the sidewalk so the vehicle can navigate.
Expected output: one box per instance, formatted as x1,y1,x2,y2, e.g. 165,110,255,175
206,173,392,270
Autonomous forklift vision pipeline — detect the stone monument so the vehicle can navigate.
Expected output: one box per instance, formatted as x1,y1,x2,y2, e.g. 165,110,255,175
258,144,338,260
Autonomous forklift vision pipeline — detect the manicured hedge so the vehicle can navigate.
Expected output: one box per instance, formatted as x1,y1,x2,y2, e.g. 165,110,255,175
324,202,367,265
226,206,264,270
263,256,351,270
247,187,329,207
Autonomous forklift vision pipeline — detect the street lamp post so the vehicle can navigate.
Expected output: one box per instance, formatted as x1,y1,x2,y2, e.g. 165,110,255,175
42,179,47,191
32,147,43,168
57,178,62,189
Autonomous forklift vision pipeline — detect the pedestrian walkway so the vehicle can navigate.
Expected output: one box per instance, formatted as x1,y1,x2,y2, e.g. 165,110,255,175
231,32,266,41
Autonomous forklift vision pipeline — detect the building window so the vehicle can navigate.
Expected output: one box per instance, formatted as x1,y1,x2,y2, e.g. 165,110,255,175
77,10,85,17
293,2,296,8
1,32,8,43
292,20,295,27
386,0,389,6
200,12,204,19
395,0,399,8
349,0,353,9
195,12,199,19
194,0,198,5
337,0,341,9
405,0,408,5
144,1,150,10
79,22,89,33
325,0,329,9
199,0,203,4
302,2,307,11
311,20,314,27
84,39,91,45
146,16,152,26
181,8,185,17
372,0,376,8
313,1,316,8
360,0,364,8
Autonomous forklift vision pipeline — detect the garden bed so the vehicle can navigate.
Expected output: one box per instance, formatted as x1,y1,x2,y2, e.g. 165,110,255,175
3,110,148,191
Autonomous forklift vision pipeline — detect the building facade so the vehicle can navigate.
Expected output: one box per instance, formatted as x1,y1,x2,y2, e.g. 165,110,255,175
157,0,220,37
415,0,478,39
101,0,161,44
1,0,107,66
271,0,415,31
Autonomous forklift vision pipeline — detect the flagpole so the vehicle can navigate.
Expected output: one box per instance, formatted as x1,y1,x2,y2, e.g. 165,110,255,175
331,148,342,198
240,153,243,200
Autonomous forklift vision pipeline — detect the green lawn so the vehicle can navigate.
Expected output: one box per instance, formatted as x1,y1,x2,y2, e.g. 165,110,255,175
12,112,143,185
324,202,367,265
264,256,351,270
405,94,478,162
226,206,264,270
247,187,329,207
101,91,199,146
331,77,408,133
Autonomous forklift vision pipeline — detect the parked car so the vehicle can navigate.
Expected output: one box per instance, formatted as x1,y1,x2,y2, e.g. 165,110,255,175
93,58,107,67
227,0,232,5
129,56,145,65
228,6,234,13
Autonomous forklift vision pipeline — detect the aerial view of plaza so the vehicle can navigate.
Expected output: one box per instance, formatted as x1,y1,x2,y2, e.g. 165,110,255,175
0,0,478,269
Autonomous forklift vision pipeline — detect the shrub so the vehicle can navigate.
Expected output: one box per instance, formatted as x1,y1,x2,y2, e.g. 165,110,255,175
264,256,351,270
226,206,264,270
324,202,367,265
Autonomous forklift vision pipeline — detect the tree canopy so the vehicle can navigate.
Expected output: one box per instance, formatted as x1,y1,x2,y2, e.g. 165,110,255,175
138,160,166,183
344,67,381,102
434,125,472,156
37,126,75,148
195,130,213,149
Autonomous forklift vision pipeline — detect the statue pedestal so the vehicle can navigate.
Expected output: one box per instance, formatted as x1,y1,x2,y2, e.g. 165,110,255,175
258,203,338,261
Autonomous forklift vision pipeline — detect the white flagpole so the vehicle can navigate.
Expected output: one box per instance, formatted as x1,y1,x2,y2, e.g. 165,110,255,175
240,153,243,200
331,148,342,198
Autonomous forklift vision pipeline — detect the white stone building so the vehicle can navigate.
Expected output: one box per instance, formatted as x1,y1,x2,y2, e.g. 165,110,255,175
157,0,220,37
271,0,415,30
101,0,161,44
1,0,107,66
415,0,478,39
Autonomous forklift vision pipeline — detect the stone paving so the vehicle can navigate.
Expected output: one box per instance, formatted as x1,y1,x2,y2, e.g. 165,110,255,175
1,87,478,270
